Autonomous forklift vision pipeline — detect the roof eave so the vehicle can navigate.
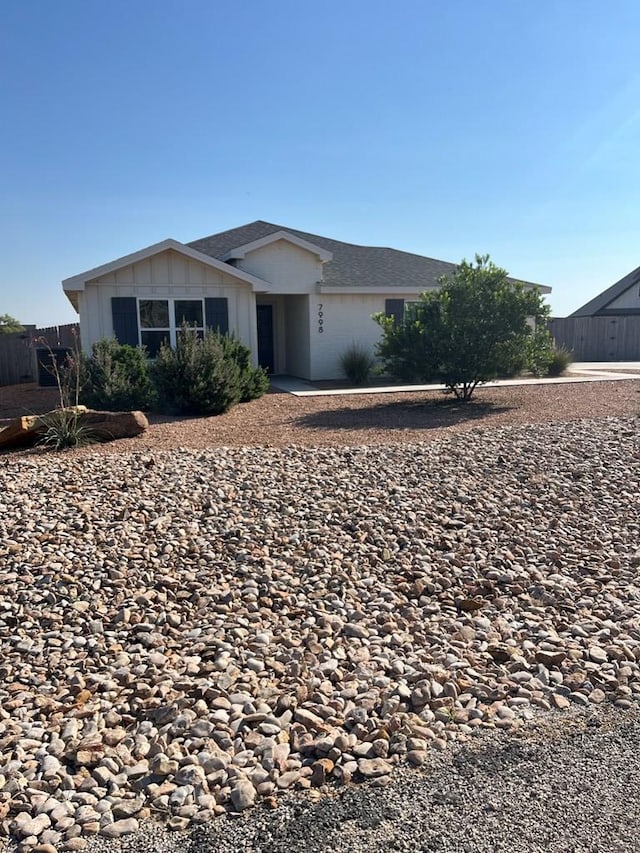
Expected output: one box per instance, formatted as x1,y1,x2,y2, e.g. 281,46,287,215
570,265,640,316
318,284,440,294
64,290,79,312
318,282,552,294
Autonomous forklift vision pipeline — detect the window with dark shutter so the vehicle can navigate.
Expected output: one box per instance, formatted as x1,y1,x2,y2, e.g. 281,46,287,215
112,296,229,353
111,297,139,346
385,298,405,324
205,298,229,334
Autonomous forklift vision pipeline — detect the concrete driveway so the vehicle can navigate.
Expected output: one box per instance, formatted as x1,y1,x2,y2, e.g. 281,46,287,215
270,362,640,397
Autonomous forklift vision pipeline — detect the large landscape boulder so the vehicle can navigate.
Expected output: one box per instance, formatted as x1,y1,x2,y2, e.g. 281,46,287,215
0,407,148,450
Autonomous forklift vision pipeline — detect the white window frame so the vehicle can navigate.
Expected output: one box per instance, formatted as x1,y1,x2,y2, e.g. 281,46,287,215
137,297,205,351
404,300,422,318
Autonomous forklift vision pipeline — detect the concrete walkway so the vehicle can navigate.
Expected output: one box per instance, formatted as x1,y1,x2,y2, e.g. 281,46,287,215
269,362,640,397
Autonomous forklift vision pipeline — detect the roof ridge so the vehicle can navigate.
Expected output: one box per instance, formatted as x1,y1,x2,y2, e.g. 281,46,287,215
229,221,453,262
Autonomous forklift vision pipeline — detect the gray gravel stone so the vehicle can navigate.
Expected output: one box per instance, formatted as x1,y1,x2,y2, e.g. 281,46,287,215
0,416,639,851
98,818,139,839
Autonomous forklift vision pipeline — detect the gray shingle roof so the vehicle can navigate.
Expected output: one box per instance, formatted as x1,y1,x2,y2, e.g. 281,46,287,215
188,220,548,291
188,221,463,290
570,265,640,316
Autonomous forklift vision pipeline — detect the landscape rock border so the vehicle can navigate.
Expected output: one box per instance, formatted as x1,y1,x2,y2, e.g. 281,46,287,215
0,409,148,450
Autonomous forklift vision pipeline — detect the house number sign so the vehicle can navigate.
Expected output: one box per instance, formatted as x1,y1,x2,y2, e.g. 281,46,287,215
317,303,324,333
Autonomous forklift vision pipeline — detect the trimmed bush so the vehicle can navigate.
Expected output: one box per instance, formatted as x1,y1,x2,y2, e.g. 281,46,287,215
151,325,268,416
80,340,156,411
339,343,376,385
77,330,268,417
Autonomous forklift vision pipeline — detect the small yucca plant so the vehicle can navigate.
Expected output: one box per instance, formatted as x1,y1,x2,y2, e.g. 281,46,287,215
38,410,96,451
339,343,375,385
546,345,573,377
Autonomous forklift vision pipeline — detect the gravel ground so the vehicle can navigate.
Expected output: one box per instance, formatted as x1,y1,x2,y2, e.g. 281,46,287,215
80,705,640,853
0,378,638,451
1,381,639,852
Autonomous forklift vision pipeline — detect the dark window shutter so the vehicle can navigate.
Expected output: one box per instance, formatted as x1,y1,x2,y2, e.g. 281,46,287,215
205,297,229,334
385,298,405,324
111,297,139,345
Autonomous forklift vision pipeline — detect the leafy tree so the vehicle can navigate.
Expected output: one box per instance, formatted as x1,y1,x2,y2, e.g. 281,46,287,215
374,297,443,383
0,314,24,334
375,254,550,400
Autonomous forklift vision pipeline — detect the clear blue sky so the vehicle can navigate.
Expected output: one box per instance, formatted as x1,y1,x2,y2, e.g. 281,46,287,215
2,0,639,326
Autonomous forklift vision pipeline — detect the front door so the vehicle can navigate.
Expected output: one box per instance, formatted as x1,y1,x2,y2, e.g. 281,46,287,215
256,304,275,373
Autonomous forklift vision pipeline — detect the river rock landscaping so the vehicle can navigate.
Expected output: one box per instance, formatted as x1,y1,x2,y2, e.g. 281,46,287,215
0,402,639,851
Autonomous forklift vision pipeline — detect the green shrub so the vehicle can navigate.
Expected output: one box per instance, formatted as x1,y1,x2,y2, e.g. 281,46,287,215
526,327,555,377
220,335,270,401
80,340,156,411
152,325,267,416
546,345,573,377
339,343,376,385
375,255,550,400
375,300,441,383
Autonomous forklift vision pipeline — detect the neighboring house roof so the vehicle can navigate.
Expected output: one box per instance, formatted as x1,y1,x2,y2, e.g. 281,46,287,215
189,220,551,293
570,265,640,316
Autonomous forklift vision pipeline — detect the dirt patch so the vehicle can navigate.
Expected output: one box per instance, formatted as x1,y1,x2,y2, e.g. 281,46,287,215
0,383,60,420
1,378,638,456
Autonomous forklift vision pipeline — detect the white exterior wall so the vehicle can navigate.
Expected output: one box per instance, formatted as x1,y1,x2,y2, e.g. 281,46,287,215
605,284,640,310
236,241,323,293
76,292,88,350
308,293,417,380
254,294,312,377
284,296,311,378
79,249,256,355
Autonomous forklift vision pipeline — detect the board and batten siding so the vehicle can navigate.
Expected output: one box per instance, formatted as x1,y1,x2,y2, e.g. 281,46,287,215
308,293,418,380
78,249,257,356
92,250,231,288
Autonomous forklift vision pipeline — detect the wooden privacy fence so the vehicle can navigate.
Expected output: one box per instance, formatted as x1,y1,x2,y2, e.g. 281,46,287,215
549,316,640,361
0,329,36,386
0,324,80,386
35,324,79,349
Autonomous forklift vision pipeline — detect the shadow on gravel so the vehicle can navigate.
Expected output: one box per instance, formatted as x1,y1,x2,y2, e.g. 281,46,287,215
295,398,511,432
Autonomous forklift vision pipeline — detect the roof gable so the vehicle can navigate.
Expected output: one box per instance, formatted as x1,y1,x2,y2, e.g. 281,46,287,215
570,265,640,316
222,230,333,263
62,238,270,294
